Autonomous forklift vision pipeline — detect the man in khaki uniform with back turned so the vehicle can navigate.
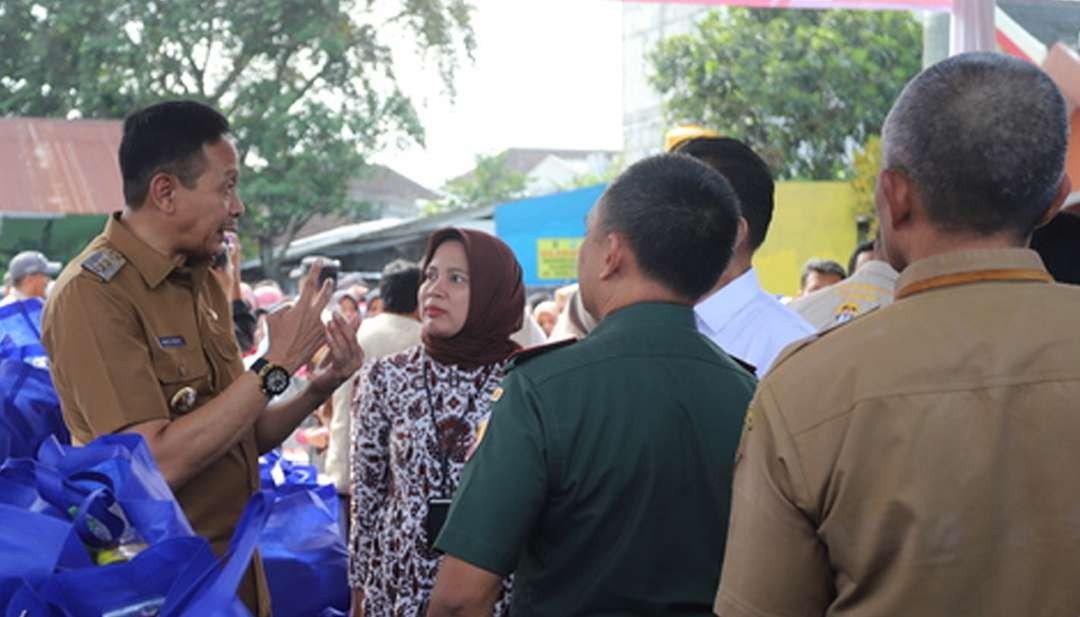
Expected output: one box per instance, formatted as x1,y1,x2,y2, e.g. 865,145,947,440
716,52,1080,616
41,101,362,616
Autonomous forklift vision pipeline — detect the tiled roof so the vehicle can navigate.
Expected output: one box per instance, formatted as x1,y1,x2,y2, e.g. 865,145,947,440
0,117,123,215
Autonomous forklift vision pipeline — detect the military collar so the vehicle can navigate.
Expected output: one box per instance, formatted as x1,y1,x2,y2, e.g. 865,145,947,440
895,248,1050,300
592,301,696,337
103,213,186,289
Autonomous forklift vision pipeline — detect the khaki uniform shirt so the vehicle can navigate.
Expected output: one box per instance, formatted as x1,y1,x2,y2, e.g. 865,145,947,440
789,260,898,331
41,213,269,616
716,249,1080,617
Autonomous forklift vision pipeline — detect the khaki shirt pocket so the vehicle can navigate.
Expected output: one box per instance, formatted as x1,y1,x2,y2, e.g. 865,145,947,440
150,343,210,416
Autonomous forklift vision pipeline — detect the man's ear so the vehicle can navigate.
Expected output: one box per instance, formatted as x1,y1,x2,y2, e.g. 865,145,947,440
598,231,625,281
879,168,916,232
147,172,177,214
1035,174,1072,228
734,217,749,253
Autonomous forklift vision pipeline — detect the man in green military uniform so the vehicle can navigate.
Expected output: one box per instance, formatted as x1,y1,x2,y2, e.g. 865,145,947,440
426,154,756,617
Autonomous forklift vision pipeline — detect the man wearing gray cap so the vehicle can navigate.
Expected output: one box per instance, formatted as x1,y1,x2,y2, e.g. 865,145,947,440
1,251,62,305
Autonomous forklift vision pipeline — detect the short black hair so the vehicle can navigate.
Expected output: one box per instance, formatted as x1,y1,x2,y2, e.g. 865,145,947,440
848,239,875,275
598,154,741,300
883,52,1067,237
674,136,775,251
800,258,846,289
379,259,422,315
119,100,231,208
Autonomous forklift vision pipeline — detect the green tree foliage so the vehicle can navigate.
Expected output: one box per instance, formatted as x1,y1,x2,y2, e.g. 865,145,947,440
0,0,474,279
557,155,624,192
422,152,526,215
650,8,921,180
850,134,882,233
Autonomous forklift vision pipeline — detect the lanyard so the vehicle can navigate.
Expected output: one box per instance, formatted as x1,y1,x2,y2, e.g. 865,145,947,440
896,268,1052,300
422,359,496,498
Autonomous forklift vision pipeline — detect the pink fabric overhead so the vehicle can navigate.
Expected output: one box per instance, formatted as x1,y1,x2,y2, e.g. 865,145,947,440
621,0,953,10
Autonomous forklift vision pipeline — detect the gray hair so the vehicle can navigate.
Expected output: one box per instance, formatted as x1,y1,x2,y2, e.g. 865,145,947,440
882,52,1067,236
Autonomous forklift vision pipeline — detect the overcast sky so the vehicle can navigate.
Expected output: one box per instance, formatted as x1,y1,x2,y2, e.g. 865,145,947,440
375,0,625,190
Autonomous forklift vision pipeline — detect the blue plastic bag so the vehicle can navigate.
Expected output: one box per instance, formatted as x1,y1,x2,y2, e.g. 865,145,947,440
260,483,349,617
0,359,69,460
37,491,275,617
35,434,194,546
0,298,47,365
159,490,274,616
36,536,217,617
0,503,92,591
0,298,69,460
259,450,318,489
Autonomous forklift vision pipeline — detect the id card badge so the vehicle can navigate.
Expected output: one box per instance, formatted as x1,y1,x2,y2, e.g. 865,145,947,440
425,497,452,551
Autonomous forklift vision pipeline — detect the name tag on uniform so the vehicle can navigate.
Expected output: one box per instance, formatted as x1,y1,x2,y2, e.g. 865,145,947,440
158,336,187,349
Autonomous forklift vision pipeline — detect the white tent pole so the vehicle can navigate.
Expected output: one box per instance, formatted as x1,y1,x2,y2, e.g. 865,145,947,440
950,0,997,55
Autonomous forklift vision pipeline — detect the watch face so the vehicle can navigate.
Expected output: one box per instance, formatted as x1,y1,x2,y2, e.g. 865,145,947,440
265,367,291,396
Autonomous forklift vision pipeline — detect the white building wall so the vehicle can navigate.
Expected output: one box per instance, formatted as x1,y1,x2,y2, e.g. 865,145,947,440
622,4,713,165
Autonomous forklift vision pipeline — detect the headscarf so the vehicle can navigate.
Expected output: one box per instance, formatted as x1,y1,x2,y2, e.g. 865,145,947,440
420,228,525,369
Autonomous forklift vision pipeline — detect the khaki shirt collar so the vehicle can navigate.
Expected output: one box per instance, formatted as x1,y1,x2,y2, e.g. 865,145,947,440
896,248,1048,298
103,212,186,289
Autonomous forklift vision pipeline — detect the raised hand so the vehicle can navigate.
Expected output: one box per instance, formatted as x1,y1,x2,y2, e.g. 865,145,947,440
262,260,334,373
307,311,364,398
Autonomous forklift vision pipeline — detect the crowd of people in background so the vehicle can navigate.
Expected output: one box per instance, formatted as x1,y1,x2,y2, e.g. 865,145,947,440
8,49,1080,617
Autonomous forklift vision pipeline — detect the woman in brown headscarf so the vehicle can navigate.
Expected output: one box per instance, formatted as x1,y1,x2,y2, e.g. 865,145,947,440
348,228,522,616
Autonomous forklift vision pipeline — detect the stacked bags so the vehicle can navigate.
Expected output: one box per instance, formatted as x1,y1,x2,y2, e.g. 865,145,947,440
258,451,350,617
0,299,69,459
0,434,272,616
0,297,349,615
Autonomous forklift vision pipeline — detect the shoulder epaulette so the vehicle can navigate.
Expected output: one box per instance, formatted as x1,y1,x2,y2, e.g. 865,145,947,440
81,248,126,282
509,338,577,369
770,306,882,372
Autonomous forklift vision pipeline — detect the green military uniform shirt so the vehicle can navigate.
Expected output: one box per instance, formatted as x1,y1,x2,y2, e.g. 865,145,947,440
435,302,756,617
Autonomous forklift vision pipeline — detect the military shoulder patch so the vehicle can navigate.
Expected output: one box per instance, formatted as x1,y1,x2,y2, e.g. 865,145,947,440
81,248,126,282
771,305,883,372
509,337,577,368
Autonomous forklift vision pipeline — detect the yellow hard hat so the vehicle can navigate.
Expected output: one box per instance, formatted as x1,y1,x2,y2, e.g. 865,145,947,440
664,124,722,153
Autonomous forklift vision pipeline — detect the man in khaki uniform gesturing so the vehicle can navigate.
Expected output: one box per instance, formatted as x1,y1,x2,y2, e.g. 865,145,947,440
42,101,363,616
715,52,1080,616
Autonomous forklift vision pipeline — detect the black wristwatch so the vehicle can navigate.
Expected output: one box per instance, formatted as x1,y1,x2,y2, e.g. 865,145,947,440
250,357,291,398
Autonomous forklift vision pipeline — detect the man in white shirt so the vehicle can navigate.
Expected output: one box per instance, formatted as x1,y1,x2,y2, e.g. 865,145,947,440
674,137,814,375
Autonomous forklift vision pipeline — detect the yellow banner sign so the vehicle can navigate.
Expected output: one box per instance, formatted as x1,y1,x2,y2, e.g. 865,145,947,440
536,238,583,280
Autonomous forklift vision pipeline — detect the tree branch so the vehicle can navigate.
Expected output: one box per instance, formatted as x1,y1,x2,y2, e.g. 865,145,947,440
211,46,255,102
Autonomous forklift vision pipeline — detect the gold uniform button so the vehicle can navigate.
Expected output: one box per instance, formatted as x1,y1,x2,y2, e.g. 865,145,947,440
491,387,503,402
170,386,197,413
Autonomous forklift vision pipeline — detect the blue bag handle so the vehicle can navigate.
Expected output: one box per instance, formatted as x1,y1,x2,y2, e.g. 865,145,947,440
161,490,274,616
35,463,127,549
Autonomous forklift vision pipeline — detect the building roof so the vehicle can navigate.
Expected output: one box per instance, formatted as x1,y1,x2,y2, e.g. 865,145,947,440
449,147,619,185
1000,1,1080,50
348,163,438,202
0,118,123,216
290,164,438,239
243,203,495,271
